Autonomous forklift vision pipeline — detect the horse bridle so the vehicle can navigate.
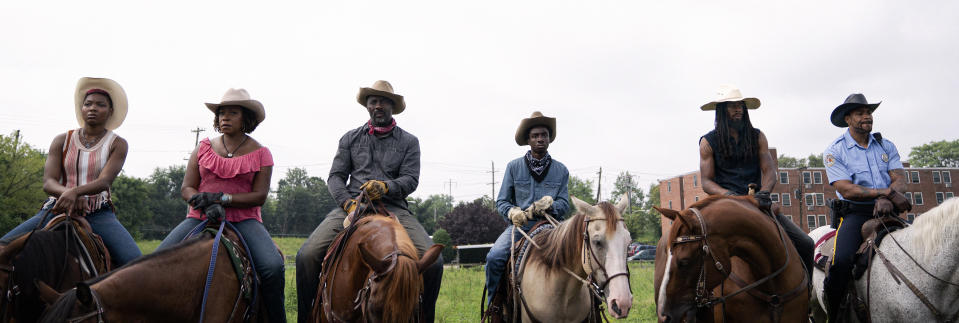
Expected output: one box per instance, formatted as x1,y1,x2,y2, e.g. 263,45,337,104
355,249,417,322
65,287,106,323
580,214,631,299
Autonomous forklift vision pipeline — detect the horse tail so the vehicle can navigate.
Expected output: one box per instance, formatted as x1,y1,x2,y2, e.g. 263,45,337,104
381,256,421,323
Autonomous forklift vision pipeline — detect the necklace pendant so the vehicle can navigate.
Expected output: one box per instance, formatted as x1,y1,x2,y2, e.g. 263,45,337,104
227,153,234,158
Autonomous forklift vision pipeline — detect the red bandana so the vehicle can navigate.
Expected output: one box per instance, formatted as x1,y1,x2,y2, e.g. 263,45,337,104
368,119,396,135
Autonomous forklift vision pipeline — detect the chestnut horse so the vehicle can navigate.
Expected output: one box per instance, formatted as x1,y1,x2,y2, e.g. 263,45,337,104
312,214,443,323
655,196,808,323
37,220,265,322
0,214,110,323
507,195,634,322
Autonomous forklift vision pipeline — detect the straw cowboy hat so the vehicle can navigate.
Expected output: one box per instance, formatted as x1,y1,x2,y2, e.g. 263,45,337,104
205,88,266,124
356,80,406,114
830,93,880,127
700,84,761,111
75,77,128,130
515,111,556,146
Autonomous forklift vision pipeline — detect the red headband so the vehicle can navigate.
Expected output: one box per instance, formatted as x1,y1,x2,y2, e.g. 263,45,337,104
85,89,110,96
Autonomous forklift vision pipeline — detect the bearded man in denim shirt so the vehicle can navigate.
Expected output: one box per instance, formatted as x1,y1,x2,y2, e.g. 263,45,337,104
484,111,571,312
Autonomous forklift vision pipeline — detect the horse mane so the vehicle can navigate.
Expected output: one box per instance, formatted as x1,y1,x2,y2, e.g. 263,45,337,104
372,217,421,323
38,288,78,323
909,197,959,262
527,201,621,275
11,230,75,321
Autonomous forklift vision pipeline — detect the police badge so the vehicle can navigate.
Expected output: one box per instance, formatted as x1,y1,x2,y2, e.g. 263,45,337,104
825,154,836,167
882,153,889,162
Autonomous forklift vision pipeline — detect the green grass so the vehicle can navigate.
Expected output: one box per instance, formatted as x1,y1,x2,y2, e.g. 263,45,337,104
137,239,659,322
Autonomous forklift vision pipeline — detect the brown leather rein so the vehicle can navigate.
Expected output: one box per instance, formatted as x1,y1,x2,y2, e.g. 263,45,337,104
670,207,807,323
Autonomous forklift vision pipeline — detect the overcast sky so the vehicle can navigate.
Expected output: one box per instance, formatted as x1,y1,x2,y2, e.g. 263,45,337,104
2,1,957,203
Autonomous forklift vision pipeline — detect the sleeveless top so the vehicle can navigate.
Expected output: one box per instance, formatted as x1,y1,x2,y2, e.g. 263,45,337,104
186,137,273,222
61,129,118,214
702,128,762,195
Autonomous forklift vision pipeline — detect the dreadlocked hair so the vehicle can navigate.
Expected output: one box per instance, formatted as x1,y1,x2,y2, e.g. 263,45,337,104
714,102,759,160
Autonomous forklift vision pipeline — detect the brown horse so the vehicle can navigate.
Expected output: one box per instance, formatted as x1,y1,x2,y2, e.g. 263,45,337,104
0,214,110,323
37,220,265,322
312,214,442,323
655,196,808,323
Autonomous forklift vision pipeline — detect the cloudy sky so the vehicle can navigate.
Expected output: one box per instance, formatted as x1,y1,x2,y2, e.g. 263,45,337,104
2,1,957,203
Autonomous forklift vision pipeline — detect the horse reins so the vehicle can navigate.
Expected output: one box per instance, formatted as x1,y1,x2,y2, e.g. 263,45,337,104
671,207,807,323
355,249,416,322
65,287,106,323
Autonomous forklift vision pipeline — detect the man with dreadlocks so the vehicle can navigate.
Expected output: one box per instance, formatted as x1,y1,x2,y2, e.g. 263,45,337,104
698,85,814,284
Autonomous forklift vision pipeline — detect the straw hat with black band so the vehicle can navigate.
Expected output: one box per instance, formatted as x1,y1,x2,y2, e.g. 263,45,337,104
205,88,266,124
830,93,880,127
356,80,406,114
515,111,556,146
75,77,128,130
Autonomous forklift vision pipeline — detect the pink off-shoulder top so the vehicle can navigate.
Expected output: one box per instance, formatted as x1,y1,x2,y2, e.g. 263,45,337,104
187,137,273,222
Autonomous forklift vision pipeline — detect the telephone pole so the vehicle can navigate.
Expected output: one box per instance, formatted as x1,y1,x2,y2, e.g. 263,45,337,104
190,127,205,147
596,167,603,202
444,179,457,208
488,161,498,205
626,173,633,214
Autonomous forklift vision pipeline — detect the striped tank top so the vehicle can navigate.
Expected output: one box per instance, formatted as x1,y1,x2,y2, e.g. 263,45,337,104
60,129,118,214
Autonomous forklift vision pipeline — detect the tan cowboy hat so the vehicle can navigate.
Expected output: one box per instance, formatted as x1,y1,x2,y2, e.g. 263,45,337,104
205,88,266,124
515,111,556,146
75,77,128,130
700,84,761,111
356,80,406,114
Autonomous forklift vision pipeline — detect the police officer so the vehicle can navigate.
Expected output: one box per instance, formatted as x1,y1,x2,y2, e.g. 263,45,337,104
822,93,911,321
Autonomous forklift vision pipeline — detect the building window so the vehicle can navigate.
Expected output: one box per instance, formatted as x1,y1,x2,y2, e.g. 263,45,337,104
782,193,791,206
669,201,673,208
693,175,698,187
785,214,792,221
944,171,952,183
914,192,924,205
818,215,827,227
933,171,942,184
805,193,815,206
807,215,817,230
779,172,789,184
803,171,812,184
937,192,945,204
947,192,955,199
771,193,780,203
813,172,823,184
907,214,915,223
815,193,825,206
911,171,920,184
694,196,699,202
667,181,671,192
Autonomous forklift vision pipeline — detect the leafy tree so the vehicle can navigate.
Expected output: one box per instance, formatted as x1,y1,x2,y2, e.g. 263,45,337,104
144,165,188,239
407,194,453,234
0,131,47,233
609,171,643,211
568,175,596,205
270,168,335,235
908,139,959,167
111,173,154,239
806,153,824,167
437,198,506,245
777,154,806,168
430,228,455,262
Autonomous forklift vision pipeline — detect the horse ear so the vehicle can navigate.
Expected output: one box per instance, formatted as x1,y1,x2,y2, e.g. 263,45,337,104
0,234,29,264
35,280,62,305
654,207,679,220
417,245,444,274
358,243,390,274
615,194,629,214
571,196,592,214
76,282,94,307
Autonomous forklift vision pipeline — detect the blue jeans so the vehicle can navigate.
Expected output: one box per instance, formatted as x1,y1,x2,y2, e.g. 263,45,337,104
484,223,534,305
159,218,287,323
1,203,142,267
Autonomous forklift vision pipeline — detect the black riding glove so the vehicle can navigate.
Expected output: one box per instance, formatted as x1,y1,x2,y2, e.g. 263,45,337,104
188,192,223,210
754,190,772,212
203,203,226,222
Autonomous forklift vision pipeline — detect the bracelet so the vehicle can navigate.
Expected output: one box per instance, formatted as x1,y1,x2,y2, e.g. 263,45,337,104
220,193,232,206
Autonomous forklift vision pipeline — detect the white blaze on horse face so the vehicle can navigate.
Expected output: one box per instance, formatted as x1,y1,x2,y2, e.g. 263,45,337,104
658,248,672,316
603,221,633,318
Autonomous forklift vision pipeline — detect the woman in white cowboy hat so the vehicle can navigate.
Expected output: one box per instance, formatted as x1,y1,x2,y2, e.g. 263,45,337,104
0,77,143,267
155,88,286,323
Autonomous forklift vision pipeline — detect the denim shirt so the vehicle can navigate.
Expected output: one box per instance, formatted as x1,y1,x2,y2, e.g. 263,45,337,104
328,124,420,212
495,156,571,222
824,130,903,204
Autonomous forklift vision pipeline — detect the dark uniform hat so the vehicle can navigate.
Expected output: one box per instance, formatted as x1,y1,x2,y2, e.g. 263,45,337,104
830,93,880,127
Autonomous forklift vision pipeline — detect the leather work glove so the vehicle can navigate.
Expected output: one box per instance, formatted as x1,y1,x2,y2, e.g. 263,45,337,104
754,191,772,212
342,199,359,214
508,207,533,227
203,204,226,222
884,189,912,213
360,180,389,200
189,192,223,210
526,195,554,217
873,197,895,217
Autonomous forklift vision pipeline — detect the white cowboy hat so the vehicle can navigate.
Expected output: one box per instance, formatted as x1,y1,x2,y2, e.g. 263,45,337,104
700,84,761,111
75,77,128,130
356,80,406,114
515,111,556,146
205,88,266,124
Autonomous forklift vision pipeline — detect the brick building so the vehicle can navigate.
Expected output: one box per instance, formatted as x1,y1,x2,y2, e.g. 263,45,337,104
659,148,958,234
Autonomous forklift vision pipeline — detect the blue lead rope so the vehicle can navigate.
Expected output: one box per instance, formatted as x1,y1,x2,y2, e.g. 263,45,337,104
198,220,226,323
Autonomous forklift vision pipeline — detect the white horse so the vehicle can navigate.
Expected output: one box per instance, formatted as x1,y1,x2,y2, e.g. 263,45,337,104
512,195,634,322
809,197,959,322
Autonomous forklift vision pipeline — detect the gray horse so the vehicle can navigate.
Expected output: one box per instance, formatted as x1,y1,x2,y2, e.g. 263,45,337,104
809,197,959,322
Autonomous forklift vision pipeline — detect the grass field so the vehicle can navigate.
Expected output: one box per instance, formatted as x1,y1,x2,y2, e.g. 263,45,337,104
138,238,658,322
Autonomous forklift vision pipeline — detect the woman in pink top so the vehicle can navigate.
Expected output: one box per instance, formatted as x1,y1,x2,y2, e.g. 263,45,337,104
1,77,142,267
157,88,285,323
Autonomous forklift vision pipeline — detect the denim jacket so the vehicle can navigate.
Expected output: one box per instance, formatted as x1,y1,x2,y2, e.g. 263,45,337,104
495,156,571,222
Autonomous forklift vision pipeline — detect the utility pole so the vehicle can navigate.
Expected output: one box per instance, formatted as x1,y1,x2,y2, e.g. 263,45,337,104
13,130,20,150
626,173,633,214
444,179,457,208
596,167,603,202
488,161,497,206
190,127,205,147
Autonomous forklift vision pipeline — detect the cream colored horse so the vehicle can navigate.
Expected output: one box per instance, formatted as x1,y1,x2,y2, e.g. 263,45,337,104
514,195,634,322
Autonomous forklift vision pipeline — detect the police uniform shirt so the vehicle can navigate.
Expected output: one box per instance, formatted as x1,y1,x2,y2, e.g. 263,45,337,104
823,131,903,204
